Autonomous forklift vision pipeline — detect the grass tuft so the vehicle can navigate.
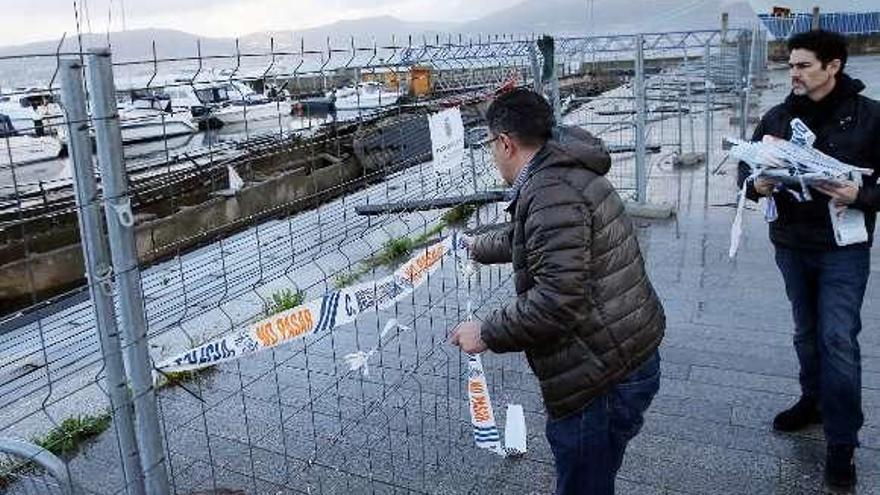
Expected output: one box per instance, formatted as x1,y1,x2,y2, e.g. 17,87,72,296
440,204,477,226
33,412,112,458
266,288,306,315
331,203,478,288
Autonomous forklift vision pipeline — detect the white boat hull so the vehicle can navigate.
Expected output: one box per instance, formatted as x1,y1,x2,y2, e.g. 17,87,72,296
206,103,286,127
333,92,400,111
0,136,63,165
120,116,197,144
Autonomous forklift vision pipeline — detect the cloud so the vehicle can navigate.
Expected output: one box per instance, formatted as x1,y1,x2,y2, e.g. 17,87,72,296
0,0,874,47
0,0,519,46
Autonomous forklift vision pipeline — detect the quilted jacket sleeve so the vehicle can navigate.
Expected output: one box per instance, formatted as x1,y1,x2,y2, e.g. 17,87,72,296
480,178,592,353
470,223,513,265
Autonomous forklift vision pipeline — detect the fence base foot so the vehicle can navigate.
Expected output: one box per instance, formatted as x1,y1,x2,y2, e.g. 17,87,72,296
673,152,706,168
625,202,676,220
728,115,760,126
752,77,771,89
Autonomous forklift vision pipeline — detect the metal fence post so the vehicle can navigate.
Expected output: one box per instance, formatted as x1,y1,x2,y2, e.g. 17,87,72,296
537,35,561,122
676,90,683,155
528,44,542,92
762,28,769,79
758,28,765,81
548,47,562,125
684,46,695,154
742,27,758,139
85,48,171,495
704,40,712,204
59,58,146,495
551,71,562,125
634,34,647,204
738,33,748,140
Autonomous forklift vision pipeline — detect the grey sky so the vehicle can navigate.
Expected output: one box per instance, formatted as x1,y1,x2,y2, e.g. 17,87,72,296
0,0,871,47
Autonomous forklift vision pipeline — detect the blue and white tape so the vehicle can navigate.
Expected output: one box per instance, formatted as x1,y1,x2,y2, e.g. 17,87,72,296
157,233,467,373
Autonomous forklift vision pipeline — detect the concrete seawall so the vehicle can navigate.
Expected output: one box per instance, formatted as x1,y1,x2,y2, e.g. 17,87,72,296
0,105,453,314
0,112,424,312
0,153,362,311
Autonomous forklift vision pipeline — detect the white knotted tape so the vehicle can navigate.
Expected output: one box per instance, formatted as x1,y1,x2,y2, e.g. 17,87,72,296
343,318,410,376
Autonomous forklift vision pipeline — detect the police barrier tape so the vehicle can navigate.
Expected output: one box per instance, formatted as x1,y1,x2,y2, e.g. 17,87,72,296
342,318,411,376
466,354,504,455
156,233,466,373
155,229,521,455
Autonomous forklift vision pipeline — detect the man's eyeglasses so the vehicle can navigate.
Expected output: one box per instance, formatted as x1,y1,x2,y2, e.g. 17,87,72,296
477,134,501,152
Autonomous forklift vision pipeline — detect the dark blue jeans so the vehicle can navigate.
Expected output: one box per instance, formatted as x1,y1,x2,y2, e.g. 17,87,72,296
775,246,869,447
545,351,660,495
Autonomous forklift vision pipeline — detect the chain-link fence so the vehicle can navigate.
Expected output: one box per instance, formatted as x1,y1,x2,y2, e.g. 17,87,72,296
558,28,768,203
0,27,767,494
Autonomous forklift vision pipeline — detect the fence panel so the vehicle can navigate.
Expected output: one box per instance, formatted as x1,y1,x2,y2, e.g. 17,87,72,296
0,27,766,494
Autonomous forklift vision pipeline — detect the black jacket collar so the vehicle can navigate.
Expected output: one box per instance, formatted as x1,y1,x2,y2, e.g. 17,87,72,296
783,73,864,128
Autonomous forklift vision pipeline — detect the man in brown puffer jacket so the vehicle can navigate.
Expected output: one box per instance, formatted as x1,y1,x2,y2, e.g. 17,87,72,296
450,88,665,495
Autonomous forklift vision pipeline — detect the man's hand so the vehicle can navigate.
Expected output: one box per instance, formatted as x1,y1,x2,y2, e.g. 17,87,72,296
753,177,778,196
461,234,475,259
813,180,859,206
449,320,488,355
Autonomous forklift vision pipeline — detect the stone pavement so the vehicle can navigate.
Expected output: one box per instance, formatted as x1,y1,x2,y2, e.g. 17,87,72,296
471,57,880,494
613,151,880,494
602,57,880,494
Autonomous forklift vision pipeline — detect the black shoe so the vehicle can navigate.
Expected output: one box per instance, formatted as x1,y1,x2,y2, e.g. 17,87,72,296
824,444,856,492
773,396,821,432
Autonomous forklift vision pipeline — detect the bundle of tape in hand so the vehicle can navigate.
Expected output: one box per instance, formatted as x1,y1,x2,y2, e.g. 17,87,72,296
726,118,873,257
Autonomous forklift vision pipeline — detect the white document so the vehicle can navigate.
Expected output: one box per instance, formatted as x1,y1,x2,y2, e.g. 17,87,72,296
428,107,465,174
790,118,816,148
829,201,868,247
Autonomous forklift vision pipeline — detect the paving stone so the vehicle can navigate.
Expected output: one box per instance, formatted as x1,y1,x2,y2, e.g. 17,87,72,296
620,433,782,494
659,343,799,380
688,366,802,396
648,395,734,425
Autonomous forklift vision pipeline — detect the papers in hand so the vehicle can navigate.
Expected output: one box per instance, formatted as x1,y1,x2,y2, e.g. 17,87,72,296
726,119,872,255
829,200,868,246
727,121,872,187
757,169,847,188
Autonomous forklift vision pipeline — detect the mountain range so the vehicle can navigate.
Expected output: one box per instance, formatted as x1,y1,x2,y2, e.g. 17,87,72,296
0,0,759,87
0,0,760,59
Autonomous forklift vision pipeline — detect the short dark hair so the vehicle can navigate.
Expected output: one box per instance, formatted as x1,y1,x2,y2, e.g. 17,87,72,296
788,30,848,75
485,88,554,148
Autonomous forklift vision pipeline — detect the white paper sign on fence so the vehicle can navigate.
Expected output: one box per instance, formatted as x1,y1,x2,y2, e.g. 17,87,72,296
428,107,465,174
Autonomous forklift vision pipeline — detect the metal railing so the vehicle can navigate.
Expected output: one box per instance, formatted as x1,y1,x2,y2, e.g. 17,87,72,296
0,438,76,495
758,11,880,38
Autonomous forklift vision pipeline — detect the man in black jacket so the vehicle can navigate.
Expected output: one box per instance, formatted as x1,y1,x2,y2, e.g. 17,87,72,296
451,89,664,494
737,30,880,491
